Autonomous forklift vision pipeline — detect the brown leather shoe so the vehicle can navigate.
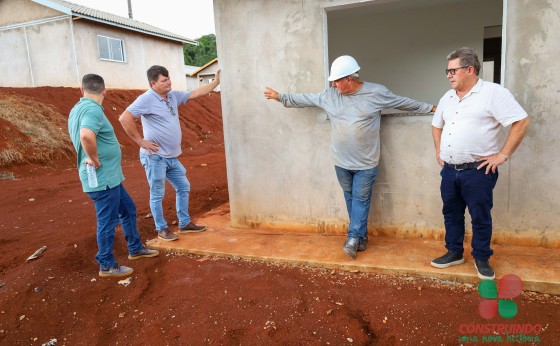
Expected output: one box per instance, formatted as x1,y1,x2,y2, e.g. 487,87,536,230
157,228,178,241
179,222,207,233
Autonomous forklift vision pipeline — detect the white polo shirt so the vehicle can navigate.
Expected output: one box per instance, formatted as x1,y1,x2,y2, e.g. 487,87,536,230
432,79,528,164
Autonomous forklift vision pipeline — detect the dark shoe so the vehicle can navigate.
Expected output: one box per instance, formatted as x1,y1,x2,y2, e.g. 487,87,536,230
99,264,133,278
343,238,359,259
431,251,465,268
128,247,160,260
357,237,368,251
179,222,207,233
158,228,179,242
474,259,495,280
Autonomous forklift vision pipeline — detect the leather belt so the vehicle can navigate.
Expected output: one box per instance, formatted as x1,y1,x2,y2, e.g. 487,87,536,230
445,162,479,170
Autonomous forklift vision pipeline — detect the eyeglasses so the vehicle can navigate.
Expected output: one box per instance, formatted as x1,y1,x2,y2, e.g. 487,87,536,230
445,65,470,76
164,100,176,116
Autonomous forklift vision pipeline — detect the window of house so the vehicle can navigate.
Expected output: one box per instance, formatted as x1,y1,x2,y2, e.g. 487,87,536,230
97,35,125,62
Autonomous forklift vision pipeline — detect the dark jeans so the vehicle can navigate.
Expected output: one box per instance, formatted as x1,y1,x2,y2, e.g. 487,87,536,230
87,184,144,270
440,164,498,260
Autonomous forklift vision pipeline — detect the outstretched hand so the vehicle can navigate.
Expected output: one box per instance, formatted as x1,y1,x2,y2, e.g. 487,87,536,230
264,87,279,101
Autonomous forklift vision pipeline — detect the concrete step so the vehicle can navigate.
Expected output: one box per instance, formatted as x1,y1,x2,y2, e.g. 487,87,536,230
146,204,560,294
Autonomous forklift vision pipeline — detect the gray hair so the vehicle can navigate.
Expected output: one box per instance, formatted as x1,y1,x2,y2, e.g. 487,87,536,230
348,72,360,81
447,47,481,75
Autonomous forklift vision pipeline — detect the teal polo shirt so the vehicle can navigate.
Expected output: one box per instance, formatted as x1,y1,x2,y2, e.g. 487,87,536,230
68,97,124,192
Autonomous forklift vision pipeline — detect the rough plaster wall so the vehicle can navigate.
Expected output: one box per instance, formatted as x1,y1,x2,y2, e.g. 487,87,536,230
25,19,77,86
216,0,559,237
0,28,33,87
504,0,560,231
215,0,346,231
0,0,76,87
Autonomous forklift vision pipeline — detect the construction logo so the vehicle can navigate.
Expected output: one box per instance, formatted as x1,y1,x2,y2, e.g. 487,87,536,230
478,274,523,319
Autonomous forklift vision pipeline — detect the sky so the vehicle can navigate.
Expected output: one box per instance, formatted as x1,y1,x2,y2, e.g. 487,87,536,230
67,0,215,40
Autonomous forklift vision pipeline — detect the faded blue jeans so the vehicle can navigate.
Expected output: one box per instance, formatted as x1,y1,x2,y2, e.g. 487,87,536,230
334,166,379,241
140,153,191,232
86,184,144,270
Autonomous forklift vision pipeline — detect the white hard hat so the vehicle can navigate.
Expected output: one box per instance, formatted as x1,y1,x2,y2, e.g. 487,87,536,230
328,55,360,81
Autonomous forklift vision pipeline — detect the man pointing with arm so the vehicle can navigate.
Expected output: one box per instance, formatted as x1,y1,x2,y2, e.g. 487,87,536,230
120,65,220,242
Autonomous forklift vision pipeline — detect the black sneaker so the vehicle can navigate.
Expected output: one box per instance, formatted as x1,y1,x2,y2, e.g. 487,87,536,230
343,238,359,259
474,259,495,280
357,237,368,251
431,251,465,268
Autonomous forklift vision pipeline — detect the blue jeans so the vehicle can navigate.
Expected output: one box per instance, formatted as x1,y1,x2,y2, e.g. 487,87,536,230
86,184,144,270
440,164,498,260
140,153,191,231
334,166,378,241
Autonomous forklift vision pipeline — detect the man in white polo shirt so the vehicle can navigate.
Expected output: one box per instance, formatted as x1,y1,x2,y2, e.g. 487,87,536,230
431,47,530,280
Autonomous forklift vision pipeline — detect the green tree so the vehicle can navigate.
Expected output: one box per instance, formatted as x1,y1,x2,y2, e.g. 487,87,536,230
184,34,217,66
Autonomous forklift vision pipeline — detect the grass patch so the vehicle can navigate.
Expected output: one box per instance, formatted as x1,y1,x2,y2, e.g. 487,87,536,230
0,94,73,167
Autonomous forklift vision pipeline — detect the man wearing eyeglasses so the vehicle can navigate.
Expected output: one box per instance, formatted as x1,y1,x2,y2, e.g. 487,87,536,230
431,47,530,280
264,55,436,260
119,65,220,242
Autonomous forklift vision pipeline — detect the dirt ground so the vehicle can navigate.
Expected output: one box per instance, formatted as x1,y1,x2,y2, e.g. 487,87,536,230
0,87,559,345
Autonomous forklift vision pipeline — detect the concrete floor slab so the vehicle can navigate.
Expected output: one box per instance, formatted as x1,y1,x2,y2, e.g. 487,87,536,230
146,204,560,294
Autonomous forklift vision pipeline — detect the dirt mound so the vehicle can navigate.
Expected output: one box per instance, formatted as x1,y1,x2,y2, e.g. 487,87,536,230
0,87,223,175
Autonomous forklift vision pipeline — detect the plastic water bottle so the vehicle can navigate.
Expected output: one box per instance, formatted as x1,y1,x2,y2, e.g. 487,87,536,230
86,164,98,188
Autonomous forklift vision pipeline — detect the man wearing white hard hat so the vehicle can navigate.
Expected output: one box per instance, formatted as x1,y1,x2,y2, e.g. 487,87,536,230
264,55,436,259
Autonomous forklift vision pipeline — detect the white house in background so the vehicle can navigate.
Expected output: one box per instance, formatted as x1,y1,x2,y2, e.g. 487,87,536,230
0,0,196,89
186,58,219,91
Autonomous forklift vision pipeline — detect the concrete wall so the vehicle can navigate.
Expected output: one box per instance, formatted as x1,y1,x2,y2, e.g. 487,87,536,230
502,0,560,233
0,0,187,89
215,0,559,242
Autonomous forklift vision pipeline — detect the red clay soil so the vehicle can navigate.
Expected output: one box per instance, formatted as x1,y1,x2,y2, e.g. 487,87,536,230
0,87,558,345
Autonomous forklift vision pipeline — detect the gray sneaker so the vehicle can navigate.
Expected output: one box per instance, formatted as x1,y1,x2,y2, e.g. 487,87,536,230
343,237,359,259
128,247,159,260
158,228,178,242
431,251,465,268
99,264,133,278
357,237,368,252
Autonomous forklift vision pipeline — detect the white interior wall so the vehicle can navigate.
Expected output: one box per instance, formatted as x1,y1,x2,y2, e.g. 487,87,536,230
327,0,503,106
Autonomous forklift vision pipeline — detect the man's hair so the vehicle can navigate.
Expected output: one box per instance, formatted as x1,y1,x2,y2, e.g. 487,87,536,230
147,65,169,85
82,74,105,94
349,73,360,81
447,47,481,75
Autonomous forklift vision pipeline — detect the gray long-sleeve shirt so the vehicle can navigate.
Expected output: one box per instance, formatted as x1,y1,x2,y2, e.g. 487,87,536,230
279,82,433,170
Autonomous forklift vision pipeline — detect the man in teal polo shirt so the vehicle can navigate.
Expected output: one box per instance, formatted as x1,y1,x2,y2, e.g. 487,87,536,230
68,74,159,278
